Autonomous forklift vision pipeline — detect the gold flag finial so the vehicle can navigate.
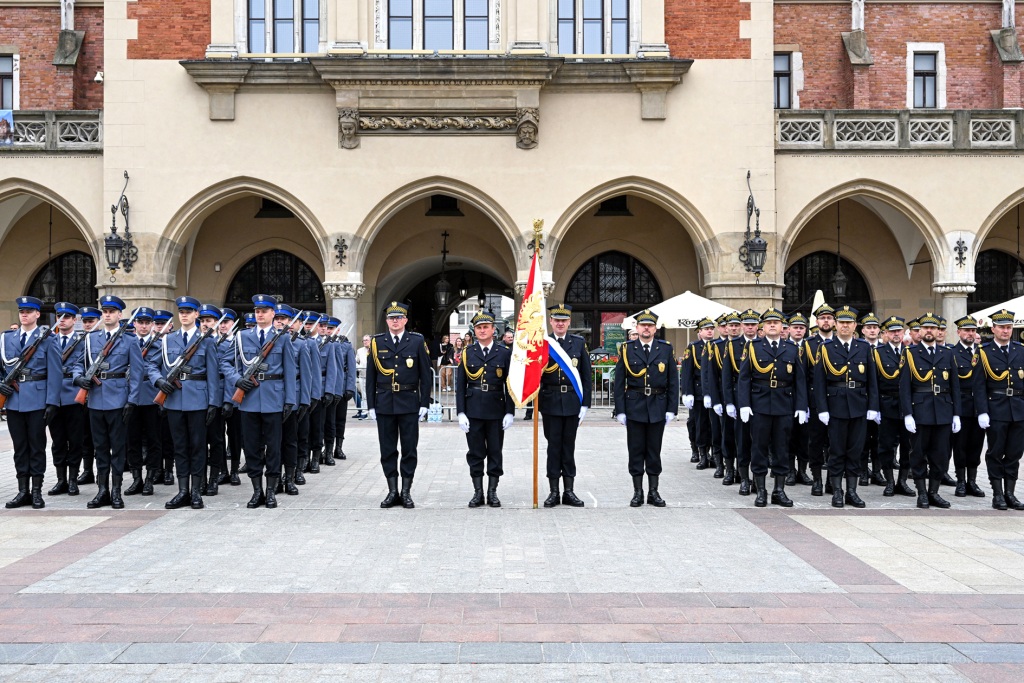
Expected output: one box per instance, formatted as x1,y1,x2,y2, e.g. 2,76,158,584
532,219,544,251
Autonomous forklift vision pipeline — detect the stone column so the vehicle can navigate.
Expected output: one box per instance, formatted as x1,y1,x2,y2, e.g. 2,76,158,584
324,282,365,336
933,284,975,324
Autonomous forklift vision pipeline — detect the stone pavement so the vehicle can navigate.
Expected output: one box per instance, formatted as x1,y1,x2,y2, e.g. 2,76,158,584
0,413,1020,681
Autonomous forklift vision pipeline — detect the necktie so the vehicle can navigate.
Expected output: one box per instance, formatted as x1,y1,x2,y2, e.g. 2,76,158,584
259,329,265,347
771,341,778,353
928,346,934,357
61,335,67,351
394,335,400,346
844,342,849,354
106,331,111,343
558,337,567,348
20,332,26,347
482,346,489,358
644,344,651,356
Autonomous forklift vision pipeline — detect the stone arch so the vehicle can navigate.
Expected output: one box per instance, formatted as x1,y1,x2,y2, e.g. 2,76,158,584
975,188,1024,255
215,238,326,305
0,177,99,263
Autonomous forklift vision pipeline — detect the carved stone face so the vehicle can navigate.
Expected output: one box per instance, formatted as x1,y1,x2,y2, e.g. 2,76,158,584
518,123,536,144
341,120,356,140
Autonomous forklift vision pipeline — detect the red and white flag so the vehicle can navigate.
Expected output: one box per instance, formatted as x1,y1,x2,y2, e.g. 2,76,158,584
507,249,548,407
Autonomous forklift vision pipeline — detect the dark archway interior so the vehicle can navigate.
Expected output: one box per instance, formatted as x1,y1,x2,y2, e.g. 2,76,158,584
783,251,872,317
388,269,511,338
225,249,326,314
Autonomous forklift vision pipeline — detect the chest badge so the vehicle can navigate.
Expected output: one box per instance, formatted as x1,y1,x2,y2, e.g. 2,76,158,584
857,363,865,374
406,358,414,368
943,370,949,380
1019,369,1024,379
787,363,793,374
658,362,665,373
496,368,503,378
572,357,579,367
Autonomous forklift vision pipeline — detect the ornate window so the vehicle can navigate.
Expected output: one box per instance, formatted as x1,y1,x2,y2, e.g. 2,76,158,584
783,251,871,317
28,251,97,314
968,249,1024,313
554,0,634,54
565,251,662,349
246,0,323,53
226,250,326,311
379,0,496,50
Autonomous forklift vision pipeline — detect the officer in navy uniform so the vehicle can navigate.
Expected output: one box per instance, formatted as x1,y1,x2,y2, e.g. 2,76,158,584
737,308,808,507
951,315,986,499
900,312,961,509
872,317,912,497
126,307,164,497
306,313,338,479
317,317,344,472
721,309,760,495
805,304,836,496
702,314,729,478
681,318,714,471
613,309,678,507
76,306,102,487
858,313,884,488
785,313,814,486
197,304,229,496
47,302,87,497
333,330,357,462
151,309,176,485
538,304,592,508
974,309,1024,510
1,296,62,509
705,312,740,483
367,302,431,508
273,303,312,495
814,305,880,508
73,295,143,509
148,297,222,510
221,295,296,508
293,311,322,485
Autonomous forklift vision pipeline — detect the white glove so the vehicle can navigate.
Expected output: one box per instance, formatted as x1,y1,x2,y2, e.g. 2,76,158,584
714,404,723,416
368,409,376,422
502,414,514,430
904,415,916,434
866,410,879,424
665,412,675,424
703,395,712,409
418,407,428,421
796,410,807,425
726,404,737,419
740,407,752,423
617,413,627,426
458,412,470,433
979,413,991,430
818,412,830,426
952,416,961,434
578,406,588,426
682,395,694,410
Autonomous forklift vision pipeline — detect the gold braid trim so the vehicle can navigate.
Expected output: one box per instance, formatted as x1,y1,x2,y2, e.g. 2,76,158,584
804,340,817,366
821,344,848,377
728,341,742,373
370,338,396,379
873,348,899,380
905,349,933,382
980,348,1009,382
462,347,485,381
621,343,647,378
714,343,724,369
691,344,702,371
543,362,559,374
748,343,774,374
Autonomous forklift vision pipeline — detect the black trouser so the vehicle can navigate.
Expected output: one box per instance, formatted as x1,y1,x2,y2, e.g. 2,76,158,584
49,403,87,472
735,417,752,474
807,410,829,470
89,408,128,480
789,420,807,470
826,417,866,478
467,417,503,477
82,406,94,467
206,410,227,474
335,397,349,448
542,413,578,478
167,409,207,477
686,410,697,452
952,412,985,472
324,400,338,443
227,408,242,462
280,411,298,468
984,419,1024,482
693,404,711,450
722,414,737,464
9,408,47,478
297,406,310,463
709,408,724,461
877,416,910,471
127,404,161,472
160,410,173,470
309,401,325,455
377,412,419,479
240,411,283,478
750,413,792,477
912,423,952,481
626,419,665,477
860,420,878,474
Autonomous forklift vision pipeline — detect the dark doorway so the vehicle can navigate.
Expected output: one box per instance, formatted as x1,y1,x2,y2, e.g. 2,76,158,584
225,249,326,313
28,250,97,314
784,251,872,317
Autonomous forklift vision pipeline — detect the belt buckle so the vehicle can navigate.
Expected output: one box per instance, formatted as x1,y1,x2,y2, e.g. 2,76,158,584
98,372,107,380
560,384,568,393
933,385,941,395
391,382,400,392
17,373,27,382
256,372,265,382
770,379,777,388
1009,387,1015,397
847,380,856,389
644,386,652,396
481,384,489,392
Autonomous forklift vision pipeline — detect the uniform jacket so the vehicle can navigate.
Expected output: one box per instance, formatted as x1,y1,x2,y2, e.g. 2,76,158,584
54,330,86,407
136,334,161,406
700,337,728,407
220,326,297,413
737,337,807,416
365,331,432,414
293,335,313,407
146,328,222,411
952,341,979,419
679,340,707,399
899,343,962,425
813,337,879,419
720,337,754,408
75,327,143,410
303,337,323,401
872,343,905,420
455,341,515,420
973,341,1024,422
312,334,340,397
214,335,237,404
612,338,679,423
338,338,357,395
0,327,62,411
538,334,592,416
330,341,346,396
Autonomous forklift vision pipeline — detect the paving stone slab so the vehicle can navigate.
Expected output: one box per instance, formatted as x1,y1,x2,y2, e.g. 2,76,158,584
786,642,887,664
460,643,543,663
24,643,130,664
0,644,46,664
624,643,715,663
952,643,1024,663
372,642,459,663
287,643,377,663
542,643,630,663
200,643,296,663
706,643,801,663
114,642,215,663
871,643,973,664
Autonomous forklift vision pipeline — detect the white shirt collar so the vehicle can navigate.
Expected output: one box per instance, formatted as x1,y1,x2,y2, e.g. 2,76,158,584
479,342,492,353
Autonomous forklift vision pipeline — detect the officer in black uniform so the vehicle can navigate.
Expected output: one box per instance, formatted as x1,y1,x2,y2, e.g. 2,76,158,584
681,318,714,471
951,315,985,499
703,314,729,478
814,305,879,508
872,317,911,497
805,304,836,496
737,308,808,507
705,312,740,483
785,313,813,486
366,301,431,509
613,309,678,507
456,311,515,508
974,309,1024,510
539,304,591,508
858,313,884,487
722,309,760,495
900,312,961,509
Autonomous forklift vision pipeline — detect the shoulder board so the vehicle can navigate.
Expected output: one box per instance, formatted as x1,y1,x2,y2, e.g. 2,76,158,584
981,341,993,348
409,332,423,338
570,334,585,341
372,332,386,338
658,339,669,345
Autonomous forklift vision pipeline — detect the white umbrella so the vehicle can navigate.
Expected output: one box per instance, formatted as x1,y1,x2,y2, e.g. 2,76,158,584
621,291,737,330
972,296,1024,327
808,290,826,329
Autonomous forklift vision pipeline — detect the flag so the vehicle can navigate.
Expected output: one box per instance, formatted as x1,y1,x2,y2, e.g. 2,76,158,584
507,249,548,407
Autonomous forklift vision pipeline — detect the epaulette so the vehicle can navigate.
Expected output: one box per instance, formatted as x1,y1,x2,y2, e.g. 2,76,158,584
372,332,387,338
409,331,424,338
570,334,585,341
981,341,993,348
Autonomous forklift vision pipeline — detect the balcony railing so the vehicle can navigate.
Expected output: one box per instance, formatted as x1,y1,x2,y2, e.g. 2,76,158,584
776,109,1024,151
1,110,102,152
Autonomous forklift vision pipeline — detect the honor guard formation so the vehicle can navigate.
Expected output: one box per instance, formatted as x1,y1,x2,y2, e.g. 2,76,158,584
2,294,1022,512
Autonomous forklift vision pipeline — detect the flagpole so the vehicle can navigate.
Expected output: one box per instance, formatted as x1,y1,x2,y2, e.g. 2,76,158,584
533,398,539,509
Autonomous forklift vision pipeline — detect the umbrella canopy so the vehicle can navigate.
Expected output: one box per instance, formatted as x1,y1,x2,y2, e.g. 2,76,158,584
808,290,826,329
972,296,1024,327
622,291,737,330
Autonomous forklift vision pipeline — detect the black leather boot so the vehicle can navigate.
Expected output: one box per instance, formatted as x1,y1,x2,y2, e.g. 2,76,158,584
238,459,250,475
141,470,155,496
216,468,230,485
722,458,735,486
311,443,324,473
954,467,967,498
824,476,833,495
928,478,951,509
487,476,501,507
275,470,285,494
690,449,700,463
562,476,584,507
163,459,174,485
830,476,844,508
845,476,866,508
206,469,219,497
109,474,123,509
647,475,666,507
165,477,191,509
324,443,336,466
859,470,870,487
303,450,315,473
940,471,957,487
1005,480,1024,510
468,476,485,508
87,474,111,509
630,475,644,507
696,448,709,470
895,469,916,496
992,479,1008,510
48,465,68,496
713,453,724,478
188,475,203,509
401,477,414,508
772,475,793,507
811,468,823,496
796,460,813,485
738,466,751,496
78,458,95,485
753,475,768,507
247,476,265,508
543,478,560,508
335,439,346,461
883,468,895,497
915,477,930,509
264,476,278,508
67,464,79,496
872,468,887,487
381,476,400,508
966,468,985,498
6,476,30,509
124,469,143,496
294,457,307,485
284,467,300,495
229,457,242,485
30,475,45,509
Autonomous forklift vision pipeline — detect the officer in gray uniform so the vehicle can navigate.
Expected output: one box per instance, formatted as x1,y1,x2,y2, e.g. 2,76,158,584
75,306,101,487
198,304,228,496
47,301,87,497
333,331,357,462
273,303,312,495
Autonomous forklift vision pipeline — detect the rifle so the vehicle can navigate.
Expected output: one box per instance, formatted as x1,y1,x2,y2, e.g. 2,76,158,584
318,321,343,351
75,309,141,405
61,332,85,364
141,319,174,359
215,319,239,346
154,313,229,406
231,310,304,404
0,326,54,410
